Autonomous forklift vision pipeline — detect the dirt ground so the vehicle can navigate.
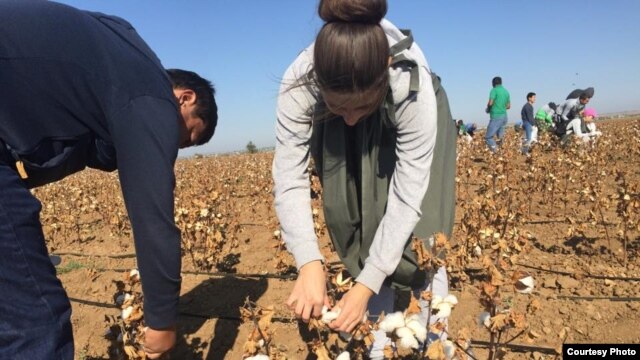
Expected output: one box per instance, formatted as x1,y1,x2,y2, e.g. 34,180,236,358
34,118,640,359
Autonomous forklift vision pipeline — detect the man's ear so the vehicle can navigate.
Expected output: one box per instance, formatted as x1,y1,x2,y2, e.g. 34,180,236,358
177,89,197,106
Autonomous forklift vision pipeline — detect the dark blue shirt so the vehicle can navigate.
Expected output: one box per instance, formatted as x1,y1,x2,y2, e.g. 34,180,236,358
0,0,181,328
521,103,535,125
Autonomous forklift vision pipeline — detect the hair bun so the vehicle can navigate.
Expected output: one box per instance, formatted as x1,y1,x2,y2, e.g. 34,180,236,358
318,0,387,24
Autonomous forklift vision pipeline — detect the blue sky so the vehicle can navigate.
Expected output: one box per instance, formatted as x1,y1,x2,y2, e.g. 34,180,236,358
57,0,640,155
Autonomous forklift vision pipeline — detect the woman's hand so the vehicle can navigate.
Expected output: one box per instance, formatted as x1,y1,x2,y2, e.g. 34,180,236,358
328,283,374,333
286,260,329,322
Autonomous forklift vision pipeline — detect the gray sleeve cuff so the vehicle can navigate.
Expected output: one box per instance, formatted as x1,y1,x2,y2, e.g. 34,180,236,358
289,241,324,270
355,263,388,295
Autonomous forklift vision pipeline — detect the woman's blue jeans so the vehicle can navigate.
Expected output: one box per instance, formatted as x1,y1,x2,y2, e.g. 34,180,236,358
0,163,74,360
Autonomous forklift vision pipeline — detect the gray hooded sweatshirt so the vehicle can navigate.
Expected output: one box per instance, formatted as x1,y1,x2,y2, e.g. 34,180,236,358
272,19,438,294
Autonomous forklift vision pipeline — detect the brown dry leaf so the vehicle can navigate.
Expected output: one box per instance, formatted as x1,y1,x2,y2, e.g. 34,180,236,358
430,321,446,335
126,306,143,323
332,271,353,293
311,341,331,360
434,232,448,248
527,298,541,314
383,345,395,359
509,311,527,330
490,267,504,286
243,339,260,356
326,332,341,348
124,345,140,359
239,306,253,323
482,282,498,297
411,237,432,270
258,306,275,331
406,292,422,315
511,270,530,282
308,318,325,331
421,290,433,302
490,313,508,332
426,339,446,360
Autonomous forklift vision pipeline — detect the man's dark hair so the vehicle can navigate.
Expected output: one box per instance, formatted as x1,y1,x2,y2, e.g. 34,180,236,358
492,76,502,87
579,93,590,101
527,92,536,100
166,69,217,145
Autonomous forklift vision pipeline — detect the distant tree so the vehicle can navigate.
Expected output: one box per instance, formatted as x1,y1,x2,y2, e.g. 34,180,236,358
246,141,258,154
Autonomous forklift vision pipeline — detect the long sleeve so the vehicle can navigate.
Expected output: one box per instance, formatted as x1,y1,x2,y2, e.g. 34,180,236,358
356,66,438,293
521,103,534,124
272,50,324,269
109,96,181,329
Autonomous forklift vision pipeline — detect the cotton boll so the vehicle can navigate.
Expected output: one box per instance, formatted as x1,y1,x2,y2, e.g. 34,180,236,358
435,303,452,318
431,295,444,308
379,311,405,333
121,306,133,320
406,320,427,342
129,269,140,281
478,311,491,328
444,294,458,306
245,355,270,360
443,340,456,360
405,313,423,324
321,310,339,324
257,339,265,348
336,351,351,360
515,276,535,294
395,326,414,339
474,245,482,257
398,334,420,350
321,305,329,315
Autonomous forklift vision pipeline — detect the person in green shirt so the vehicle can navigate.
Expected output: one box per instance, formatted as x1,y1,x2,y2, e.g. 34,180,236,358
484,76,511,152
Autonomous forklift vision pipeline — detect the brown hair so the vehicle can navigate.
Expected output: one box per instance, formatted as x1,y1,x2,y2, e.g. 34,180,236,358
313,0,389,110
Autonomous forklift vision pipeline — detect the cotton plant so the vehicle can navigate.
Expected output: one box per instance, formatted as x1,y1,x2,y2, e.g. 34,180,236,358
376,293,462,359
103,269,147,360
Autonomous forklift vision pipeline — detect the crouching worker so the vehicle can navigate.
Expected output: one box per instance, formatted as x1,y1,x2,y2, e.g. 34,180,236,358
272,0,456,358
0,2,217,359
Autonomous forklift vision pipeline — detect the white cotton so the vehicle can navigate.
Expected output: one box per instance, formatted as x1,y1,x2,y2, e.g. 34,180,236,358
405,313,423,324
406,320,428,342
474,245,482,257
257,339,264,348
430,295,444,308
398,334,420,350
245,355,270,360
321,309,339,324
435,303,452,318
395,326,414,339
121,306,133,320
444,294,458,306
516,276,535,294
478,311,491,328
336,351,351,360
129,269,139,280
443,340,456,360
378,311,405,333
321,305,329,315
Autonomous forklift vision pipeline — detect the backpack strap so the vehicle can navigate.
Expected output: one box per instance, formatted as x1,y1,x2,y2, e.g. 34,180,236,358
384,29,420,124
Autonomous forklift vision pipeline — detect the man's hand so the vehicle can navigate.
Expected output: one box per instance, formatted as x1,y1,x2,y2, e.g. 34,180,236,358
286,260,329,322
143,326,176,359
